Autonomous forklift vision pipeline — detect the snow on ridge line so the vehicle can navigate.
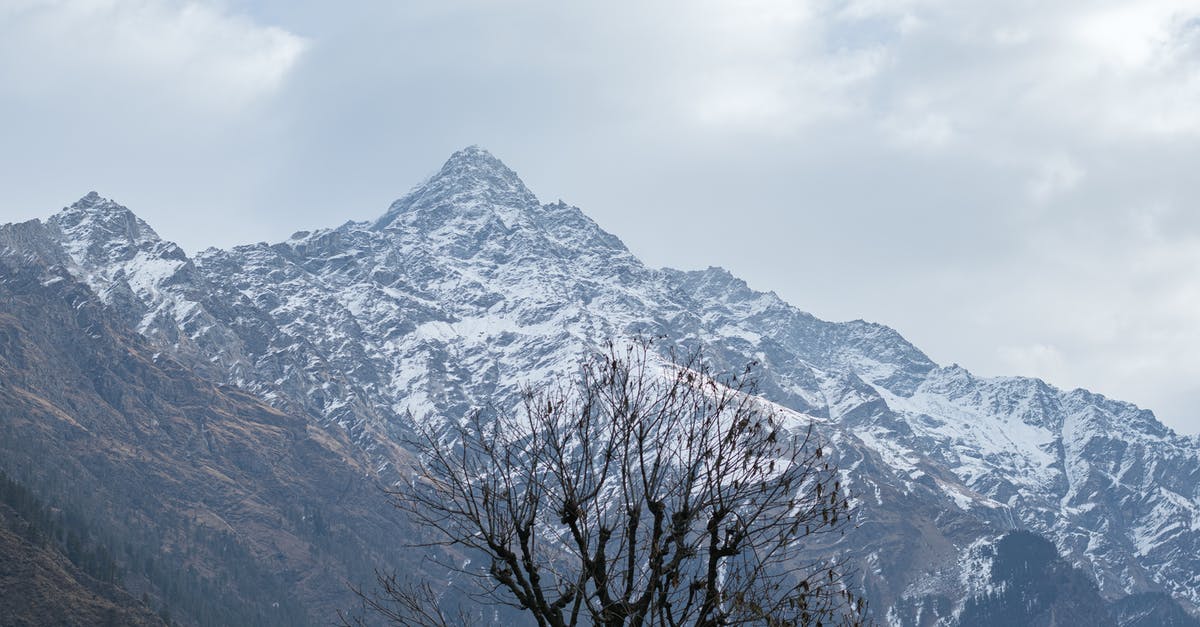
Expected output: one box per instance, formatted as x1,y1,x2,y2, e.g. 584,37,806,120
13,147,1200,620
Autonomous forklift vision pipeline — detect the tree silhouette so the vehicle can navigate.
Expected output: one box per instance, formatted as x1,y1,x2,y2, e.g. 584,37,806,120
362,340,867,626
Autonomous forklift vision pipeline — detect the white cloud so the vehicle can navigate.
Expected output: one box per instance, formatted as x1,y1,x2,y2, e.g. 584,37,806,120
0,0,306,111
587,0,1197,145
1068,0,1189,71
997,343,1067,383
1029,154,1084,204
882,109,955,149
603,0,892,132
686,44,887,131
1055,2,1200,137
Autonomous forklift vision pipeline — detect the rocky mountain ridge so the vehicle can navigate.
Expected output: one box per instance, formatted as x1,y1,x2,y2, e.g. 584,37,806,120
0,226,423,625
5,146,1199,624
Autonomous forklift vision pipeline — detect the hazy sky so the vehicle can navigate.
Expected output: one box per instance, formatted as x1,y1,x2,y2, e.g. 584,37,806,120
2,0,1199,433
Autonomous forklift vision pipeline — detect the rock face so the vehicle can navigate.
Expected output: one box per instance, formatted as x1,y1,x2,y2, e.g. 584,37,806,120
4,146,1200,624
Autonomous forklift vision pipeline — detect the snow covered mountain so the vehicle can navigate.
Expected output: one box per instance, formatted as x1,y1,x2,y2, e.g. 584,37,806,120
10,146,1200,624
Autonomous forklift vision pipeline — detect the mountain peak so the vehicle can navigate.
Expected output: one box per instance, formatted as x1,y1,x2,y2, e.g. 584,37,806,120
47,193,167,264
443,144,507,170
55,192,144,229
432,145,528,195
69,191,120,212
373,146,538,230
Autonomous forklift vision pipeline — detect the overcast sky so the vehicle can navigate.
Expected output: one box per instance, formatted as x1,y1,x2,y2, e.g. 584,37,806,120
2,0,1199,433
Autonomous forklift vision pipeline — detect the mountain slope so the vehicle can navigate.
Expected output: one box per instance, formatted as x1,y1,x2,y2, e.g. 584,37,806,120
954,531,1117,627
0,241,423,625
0,476,164,627
10,146,1200,623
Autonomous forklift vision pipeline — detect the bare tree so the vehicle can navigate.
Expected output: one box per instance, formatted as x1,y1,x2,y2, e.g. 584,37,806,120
341,573,477,627
376,340,866,626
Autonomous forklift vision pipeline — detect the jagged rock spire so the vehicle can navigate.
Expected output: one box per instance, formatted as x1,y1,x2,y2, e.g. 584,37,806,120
373,146,539,230
46,193,182,269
